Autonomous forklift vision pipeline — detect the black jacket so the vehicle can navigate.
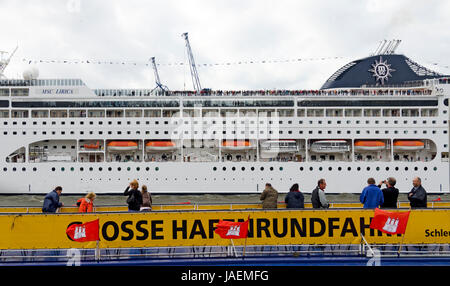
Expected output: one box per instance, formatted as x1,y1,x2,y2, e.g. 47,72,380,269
408,185,427,208
124,186,143,211
377,185,399,208
285,191,304,209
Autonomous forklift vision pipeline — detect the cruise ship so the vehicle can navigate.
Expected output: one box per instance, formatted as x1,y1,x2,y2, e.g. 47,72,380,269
0,47,449,194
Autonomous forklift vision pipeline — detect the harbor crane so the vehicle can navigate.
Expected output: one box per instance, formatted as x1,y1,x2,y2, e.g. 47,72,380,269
150,57,169,93
182,32,202,92
0,45,18,79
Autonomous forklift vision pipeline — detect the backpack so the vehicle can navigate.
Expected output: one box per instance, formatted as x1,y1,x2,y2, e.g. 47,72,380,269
126,192,136,205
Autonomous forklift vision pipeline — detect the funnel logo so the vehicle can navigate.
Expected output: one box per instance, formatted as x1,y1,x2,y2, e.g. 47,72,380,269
369,56,395,84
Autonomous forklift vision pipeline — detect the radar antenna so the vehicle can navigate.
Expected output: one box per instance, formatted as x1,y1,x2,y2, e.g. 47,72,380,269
182,32,202,92
150,57,169,93
0,45,18,79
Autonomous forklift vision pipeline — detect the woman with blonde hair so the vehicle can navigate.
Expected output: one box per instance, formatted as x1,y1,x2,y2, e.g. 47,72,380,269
140,185,152,211
124,179,143,211
77,192,96,213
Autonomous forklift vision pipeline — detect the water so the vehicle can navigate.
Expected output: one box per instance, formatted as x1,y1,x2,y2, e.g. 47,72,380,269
0,193,447,207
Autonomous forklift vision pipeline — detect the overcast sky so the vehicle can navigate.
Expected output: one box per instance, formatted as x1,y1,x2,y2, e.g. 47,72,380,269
1,0,449,90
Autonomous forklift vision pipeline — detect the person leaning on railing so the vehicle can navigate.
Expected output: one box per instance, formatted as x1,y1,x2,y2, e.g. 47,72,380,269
77,192,96,213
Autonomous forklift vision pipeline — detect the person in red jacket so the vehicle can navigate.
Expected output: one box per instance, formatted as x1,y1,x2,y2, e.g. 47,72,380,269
77,192,96,213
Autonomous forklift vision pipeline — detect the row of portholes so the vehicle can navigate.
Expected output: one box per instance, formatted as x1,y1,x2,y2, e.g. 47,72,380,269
2,166,160,172
1,166,440,172
2,129,449,136
80,177,295,182
213,166,438,172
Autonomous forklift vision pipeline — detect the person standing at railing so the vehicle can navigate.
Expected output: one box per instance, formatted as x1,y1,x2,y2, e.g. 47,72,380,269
140,185,152,212
408,177,427,208
311,179,329,209
124,180,143,212
77,192,96,213
360,178,384,209
42,186,64,213
285,183,304,209
260,183,278,209
377,177,399,209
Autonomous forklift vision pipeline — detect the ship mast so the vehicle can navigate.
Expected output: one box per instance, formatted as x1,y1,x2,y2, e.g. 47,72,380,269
182,32,202,92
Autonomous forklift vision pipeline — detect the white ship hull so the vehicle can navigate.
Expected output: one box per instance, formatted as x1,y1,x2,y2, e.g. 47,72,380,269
1,52,449,195
1,161,448,194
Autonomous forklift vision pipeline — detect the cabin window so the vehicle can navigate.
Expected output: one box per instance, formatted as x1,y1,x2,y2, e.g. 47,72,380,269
50,110,67,118
11,88,29,96
0,110,9,117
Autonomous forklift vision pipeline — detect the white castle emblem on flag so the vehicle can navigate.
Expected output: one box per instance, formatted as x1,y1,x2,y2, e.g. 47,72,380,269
74,225,86,239
382,217,399,233
226,225,241,236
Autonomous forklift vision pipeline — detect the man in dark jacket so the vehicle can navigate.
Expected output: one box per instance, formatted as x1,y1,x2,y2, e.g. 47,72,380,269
311,179,329,209
42,186,63,213
285,183,304,209
377,177,399,208
408,177,427,208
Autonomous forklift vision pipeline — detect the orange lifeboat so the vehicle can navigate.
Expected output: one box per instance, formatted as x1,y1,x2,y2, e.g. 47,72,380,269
84,141,100,149
145,141,177,151
107,141,138,151
354,140,386,151
221,140,253,150
393,140,425,151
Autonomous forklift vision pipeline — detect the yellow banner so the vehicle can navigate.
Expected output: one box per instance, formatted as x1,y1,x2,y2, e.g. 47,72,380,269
0,209,449,249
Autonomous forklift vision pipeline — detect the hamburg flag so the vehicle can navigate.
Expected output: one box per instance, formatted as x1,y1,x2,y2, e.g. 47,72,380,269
66,219,100,242
214,219,249,239
370,208,411,235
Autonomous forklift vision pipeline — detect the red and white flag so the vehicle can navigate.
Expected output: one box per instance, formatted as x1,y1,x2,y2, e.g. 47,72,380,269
66,219,100,242
214,219,249,239
370,208,411,235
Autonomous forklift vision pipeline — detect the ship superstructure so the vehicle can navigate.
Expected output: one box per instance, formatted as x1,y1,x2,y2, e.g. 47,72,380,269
0,51,449,194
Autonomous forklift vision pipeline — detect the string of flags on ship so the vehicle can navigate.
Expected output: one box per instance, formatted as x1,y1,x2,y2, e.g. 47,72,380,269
20,56,346,67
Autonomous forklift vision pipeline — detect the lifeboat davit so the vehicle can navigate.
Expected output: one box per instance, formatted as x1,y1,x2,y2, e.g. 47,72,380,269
107,141,138,151
145,141,177,151
393,140,425,151
221,140,254,150
354,140,386,151
310,140,349,153
260,140,298,158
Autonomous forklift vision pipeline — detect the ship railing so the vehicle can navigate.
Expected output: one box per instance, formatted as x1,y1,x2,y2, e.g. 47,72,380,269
0,244,449,264
0,201,449,214
92,88,434,97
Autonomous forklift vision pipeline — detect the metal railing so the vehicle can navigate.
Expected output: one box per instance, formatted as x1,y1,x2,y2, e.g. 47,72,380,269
0,200,449,214
0,244,449,264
